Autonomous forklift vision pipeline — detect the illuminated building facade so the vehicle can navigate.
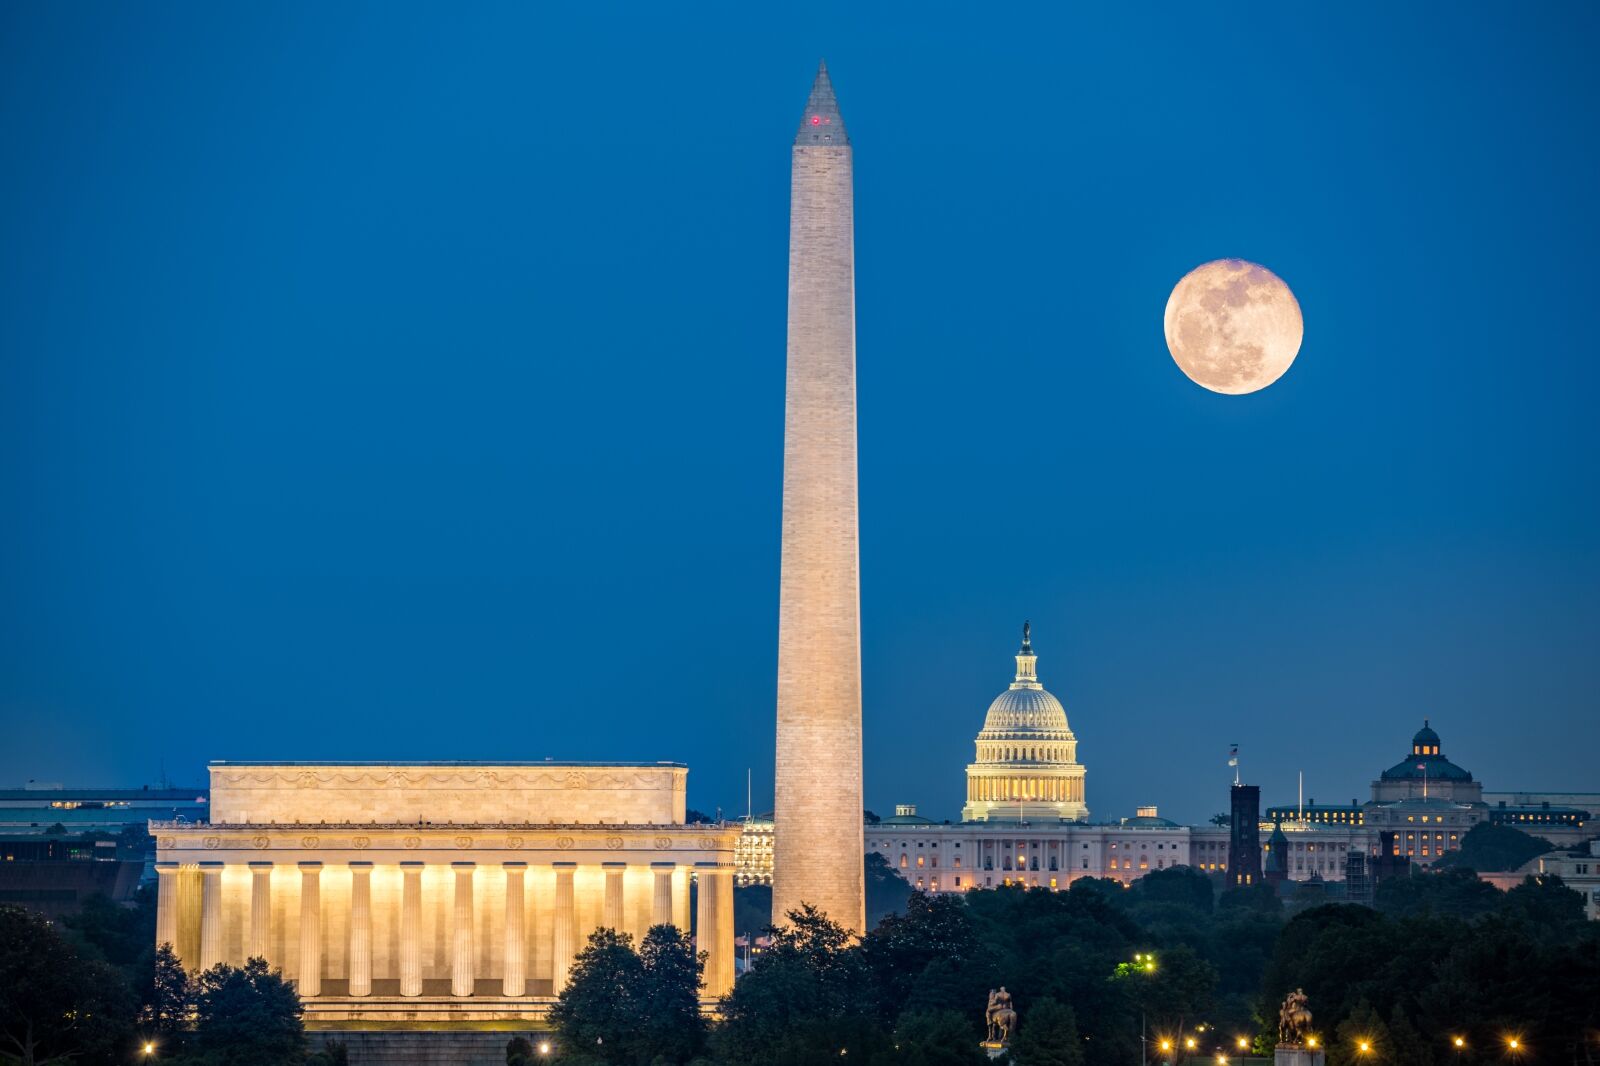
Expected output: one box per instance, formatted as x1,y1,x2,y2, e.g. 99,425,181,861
961,627,1088,824
869,806,1226,892
152,762,737,1026
734,814,774,886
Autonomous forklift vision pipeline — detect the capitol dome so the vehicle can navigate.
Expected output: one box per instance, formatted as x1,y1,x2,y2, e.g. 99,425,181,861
980,683,1071,733
961,624,1089,824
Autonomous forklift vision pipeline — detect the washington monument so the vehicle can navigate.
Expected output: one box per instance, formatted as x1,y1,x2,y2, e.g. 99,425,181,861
772,62,865,934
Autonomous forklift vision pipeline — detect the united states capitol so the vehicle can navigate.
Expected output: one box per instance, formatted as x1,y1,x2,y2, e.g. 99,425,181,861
736,625,1593,903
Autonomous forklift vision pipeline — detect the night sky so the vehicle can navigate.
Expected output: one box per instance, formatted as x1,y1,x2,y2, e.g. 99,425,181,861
3,5,1596,825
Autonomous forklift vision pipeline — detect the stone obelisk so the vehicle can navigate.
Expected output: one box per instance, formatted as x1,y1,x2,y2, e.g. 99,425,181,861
773,61,865,935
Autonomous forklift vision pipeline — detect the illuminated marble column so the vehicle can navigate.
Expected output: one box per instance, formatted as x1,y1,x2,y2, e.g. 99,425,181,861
451,862,475,996
348,862,373,997
650,862,675,928
247,862,273,960
502,862,527,997
199,861,224,971
602,862,625,931
694,865,713,979
155,862,179,952
399,862,423,996
298,862,322,997
551,863,576,993
695,863,735,998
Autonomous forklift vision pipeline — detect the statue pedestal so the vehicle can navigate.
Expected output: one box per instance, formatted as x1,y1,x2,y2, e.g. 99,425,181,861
978,1041,1007,1060
1275,1046,1325,1066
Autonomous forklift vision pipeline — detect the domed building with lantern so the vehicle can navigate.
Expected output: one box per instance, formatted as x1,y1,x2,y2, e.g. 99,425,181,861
960,623,1088,824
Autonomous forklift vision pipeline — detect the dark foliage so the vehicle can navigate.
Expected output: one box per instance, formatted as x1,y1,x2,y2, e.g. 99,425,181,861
866,851,913,928
1006,996,1084,1066
0,904,133,1066
550,925,708,1065
891,1009,989,1066
178,957,306,1066
1432,822,1553,873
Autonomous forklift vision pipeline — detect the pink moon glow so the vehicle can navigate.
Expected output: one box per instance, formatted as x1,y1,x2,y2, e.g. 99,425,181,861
1163,259,1303,395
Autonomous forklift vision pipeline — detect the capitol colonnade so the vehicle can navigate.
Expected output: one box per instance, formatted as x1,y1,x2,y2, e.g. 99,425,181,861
154,762,737,1025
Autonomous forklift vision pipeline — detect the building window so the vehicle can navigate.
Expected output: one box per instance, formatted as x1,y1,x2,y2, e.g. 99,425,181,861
900,855,908,868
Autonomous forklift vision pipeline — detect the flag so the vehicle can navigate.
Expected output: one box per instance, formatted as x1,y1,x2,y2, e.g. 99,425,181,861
1227,743,1239,768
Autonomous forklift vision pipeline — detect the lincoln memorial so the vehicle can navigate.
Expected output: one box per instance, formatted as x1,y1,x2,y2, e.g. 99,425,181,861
152,761,738,1025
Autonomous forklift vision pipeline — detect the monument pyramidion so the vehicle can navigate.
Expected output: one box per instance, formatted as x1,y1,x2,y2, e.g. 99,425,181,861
772,62,865,935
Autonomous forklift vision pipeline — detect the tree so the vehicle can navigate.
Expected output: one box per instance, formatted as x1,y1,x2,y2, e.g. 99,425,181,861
684,809,715,825
1374,866,1501,919
1129,866,1214,914
862,892,984,1023
1502,873,1585,929
1385,1005,1432,1066
893,1009,989,1066
636,924,708,1063
1007,996,1084,1066
715,905,886,1066
1433,823,1552,873
184,957,306,1066
550,928,644,1064
1329,999,1388,1066
866,851,913,929
143,942,193,1040
506,1035,535,1065
0,904,134,1066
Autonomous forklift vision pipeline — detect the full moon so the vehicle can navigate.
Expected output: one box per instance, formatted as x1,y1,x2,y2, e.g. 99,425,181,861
1163,259,1303,395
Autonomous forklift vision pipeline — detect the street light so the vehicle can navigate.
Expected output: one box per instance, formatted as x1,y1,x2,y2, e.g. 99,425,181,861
1186,1037,1198,1050
1236,1036,1249,1050
1452,1035,1466,1051
141,1042,155,1057
1358,1039,1372,1055
537,1042,551,1056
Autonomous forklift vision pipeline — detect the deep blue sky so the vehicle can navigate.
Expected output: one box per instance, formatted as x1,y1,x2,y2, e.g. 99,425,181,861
3,5,1596,824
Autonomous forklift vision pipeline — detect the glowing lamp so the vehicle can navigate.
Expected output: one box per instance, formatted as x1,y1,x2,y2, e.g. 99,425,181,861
811,116,822,125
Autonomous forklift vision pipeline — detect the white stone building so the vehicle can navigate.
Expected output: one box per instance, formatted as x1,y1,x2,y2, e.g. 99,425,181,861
153,761,737,1026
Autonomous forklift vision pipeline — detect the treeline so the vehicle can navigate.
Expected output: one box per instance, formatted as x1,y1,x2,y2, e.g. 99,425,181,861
4,857,1597,1066
0,894,337,1066
555,865,1600,1066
